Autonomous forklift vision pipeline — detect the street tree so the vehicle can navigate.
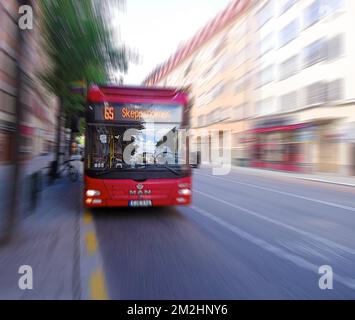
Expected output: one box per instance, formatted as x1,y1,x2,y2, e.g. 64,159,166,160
39,0,128,176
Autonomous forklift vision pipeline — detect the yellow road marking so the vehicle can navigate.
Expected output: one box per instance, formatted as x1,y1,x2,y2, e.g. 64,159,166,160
83,211,93,224
86,231,98,255
90,268,109,300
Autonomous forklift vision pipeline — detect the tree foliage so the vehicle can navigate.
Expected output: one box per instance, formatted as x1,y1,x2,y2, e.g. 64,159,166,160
39,0,128,119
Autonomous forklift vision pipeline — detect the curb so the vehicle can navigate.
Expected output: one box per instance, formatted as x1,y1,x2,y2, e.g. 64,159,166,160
78,171,109,300
297,177,355,188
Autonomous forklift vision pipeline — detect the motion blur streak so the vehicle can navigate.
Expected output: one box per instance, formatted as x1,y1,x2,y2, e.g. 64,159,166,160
1,0,355,300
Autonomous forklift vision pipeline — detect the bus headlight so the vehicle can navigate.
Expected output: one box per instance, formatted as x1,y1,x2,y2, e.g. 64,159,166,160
86,190,101,197
178,189,191,196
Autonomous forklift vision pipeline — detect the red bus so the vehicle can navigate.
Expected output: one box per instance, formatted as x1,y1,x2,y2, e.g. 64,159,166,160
84,85,192,208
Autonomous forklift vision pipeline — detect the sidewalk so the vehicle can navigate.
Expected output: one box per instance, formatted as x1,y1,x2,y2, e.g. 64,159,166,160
0,172,82,299
231,166,355,187
199,163,355,187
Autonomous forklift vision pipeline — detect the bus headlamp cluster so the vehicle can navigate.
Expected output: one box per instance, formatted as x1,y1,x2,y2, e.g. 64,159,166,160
86,190,101,197
178,189,191,196
85,198,102,205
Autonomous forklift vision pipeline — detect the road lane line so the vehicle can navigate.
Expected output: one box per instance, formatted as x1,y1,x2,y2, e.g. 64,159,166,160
86,230,98,255
190,205,355,291
90,267,109,300
195,172,355,212
81,210,110,300
195,189,355,255
83,211,93,224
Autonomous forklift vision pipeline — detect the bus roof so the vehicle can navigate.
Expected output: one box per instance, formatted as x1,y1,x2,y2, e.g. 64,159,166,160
87,85,189,105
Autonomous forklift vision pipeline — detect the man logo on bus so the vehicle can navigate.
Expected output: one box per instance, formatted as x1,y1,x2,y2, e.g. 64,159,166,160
136,184,144,190
104,106,115,120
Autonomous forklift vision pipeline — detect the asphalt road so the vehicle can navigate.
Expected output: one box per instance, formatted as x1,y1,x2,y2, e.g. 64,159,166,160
93,168,355,299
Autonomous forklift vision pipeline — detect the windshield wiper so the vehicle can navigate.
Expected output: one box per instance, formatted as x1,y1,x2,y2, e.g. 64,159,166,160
155,164,180,176
90,169,116,177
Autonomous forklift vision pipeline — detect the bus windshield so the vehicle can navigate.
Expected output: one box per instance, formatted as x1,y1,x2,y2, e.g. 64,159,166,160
87,123,184,170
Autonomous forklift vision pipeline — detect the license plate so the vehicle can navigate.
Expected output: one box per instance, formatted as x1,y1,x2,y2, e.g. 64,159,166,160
128,200,152,207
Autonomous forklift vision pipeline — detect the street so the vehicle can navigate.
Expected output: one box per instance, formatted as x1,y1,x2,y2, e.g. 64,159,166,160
92,168,355,300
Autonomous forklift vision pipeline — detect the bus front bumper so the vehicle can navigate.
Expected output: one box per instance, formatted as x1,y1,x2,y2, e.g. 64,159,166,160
84,176,192,208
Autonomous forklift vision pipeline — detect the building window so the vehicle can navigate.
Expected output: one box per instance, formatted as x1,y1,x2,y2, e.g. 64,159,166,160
235,76,244,94
221,53,235,72
327,79,344,101
305,81,327,105
207,62,224,81
0,91,16,114
233,105,244,120
235,45,248,68
184,62,193,77
198,115,205,127
234,20,248,40
197,91,213,106
303,39,327,68
206,109,221,125
324,0,344,15
280,91,298,111
2,11,18,39
327,34,344,61
244,71,253,89
257,1,274,29
221,107,231,121
256,97,275,115
256,65,274,88
259,32,274,56
213,36,227,58
304,0,324,29
279,19,299,47
0,52,17,78
235,72,252,94
280,0,297,15
211,83,226,99
279,55,298,80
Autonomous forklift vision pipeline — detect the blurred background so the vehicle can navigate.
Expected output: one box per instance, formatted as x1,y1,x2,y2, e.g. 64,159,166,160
0,0,128,240
144,0,355,176
1,0,355,300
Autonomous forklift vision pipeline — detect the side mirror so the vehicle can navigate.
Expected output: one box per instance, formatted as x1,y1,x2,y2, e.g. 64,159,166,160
81,157,85,162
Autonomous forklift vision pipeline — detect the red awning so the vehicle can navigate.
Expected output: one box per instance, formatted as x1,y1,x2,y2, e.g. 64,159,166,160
20,125,34,136
250,123,308,134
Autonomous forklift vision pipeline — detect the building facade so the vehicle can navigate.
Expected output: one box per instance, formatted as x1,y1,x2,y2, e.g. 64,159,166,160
0,0,57,164
144,0,355,175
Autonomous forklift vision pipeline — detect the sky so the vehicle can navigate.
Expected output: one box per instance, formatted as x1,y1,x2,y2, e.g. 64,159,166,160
112,0,232,85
